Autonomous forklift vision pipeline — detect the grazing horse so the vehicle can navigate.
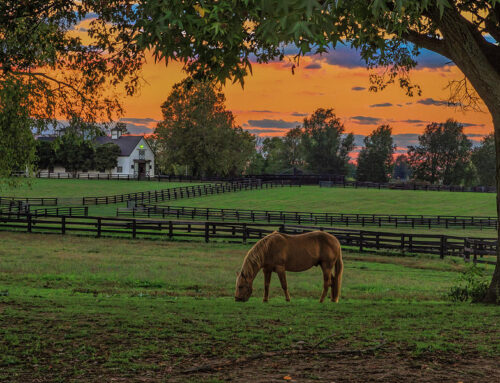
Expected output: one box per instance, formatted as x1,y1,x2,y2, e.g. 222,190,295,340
235,231,343,303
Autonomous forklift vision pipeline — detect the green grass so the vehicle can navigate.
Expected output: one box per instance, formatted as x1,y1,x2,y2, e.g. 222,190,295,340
168,186,497,217
0,232,498,381
0,178,200,199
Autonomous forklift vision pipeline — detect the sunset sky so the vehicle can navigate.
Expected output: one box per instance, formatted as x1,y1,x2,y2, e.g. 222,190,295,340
117,45,493,152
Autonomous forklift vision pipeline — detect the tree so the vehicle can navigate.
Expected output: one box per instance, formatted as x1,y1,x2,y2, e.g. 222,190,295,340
94,143,121,173
1,1,144,122
472,134,496,186
0,77,36,180
282,127,305,171
392,154,412,181
301,109,354,175
357,125,395,183
136,0,500,303
155,79,255,177
54,121,96,176
407,120,472,185
35,140,56,172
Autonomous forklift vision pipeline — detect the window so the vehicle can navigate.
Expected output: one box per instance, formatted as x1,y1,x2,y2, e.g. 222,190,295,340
117,166,123,173
138,149,146,159
131,164,135,169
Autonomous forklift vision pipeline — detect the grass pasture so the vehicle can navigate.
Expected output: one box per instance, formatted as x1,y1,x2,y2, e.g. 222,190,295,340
0,178,197,199
168,186,497,217
1,232,499,382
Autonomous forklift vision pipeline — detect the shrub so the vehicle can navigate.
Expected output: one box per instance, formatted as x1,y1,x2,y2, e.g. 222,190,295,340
448,264,489,303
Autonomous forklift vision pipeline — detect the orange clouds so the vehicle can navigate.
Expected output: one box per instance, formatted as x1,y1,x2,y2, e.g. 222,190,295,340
119,52,493,139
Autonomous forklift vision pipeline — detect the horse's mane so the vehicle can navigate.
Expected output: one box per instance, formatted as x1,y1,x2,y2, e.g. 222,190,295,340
241,231,280,278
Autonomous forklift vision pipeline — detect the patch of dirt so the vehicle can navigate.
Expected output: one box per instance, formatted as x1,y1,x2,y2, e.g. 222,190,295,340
168,352,499,383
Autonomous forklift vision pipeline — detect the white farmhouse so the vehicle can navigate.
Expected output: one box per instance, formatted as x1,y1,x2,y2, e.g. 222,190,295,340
95,127,155,178
36,127,155,178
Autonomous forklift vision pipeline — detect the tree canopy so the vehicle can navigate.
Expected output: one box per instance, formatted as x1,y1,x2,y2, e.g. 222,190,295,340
1,0,144,123
407,119,472,185
154,79,255,177
301,108,354,175
357,125,395,183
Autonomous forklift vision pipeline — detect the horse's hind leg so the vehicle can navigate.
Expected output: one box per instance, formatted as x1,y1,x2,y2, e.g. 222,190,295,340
276,267,290,301
263,268,272,302
320,266,332,303
331,257,344,303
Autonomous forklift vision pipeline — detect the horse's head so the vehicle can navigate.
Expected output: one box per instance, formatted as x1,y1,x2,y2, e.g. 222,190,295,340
235,272,253,302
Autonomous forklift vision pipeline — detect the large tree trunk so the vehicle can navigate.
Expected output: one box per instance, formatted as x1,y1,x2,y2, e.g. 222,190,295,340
429,7,500,303
485,110,500,303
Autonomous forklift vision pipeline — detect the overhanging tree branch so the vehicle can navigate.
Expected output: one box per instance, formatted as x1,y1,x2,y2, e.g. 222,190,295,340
402,30,450,58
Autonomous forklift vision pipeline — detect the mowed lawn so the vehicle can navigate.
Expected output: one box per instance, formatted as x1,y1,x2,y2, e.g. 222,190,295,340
0,179,200,199
168,186,497,217
0,232,498,382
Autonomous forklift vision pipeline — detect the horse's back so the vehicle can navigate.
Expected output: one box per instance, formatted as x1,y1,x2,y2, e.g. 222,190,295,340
275,231,341,271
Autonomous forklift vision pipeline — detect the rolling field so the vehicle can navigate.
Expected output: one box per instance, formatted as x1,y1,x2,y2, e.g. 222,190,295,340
0,232,499,382
168,186,497,217
0,178,197,199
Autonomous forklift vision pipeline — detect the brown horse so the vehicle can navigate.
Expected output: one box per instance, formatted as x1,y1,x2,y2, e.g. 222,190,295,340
235,230,343,303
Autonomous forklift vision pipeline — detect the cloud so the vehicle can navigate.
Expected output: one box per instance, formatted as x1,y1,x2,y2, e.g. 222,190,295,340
400,119,427,124
351,116,383,125
392,134,420,148
247,119,301,129
417,98,453,107
291,112,308,117
414,48,454,69
351,86,366,91
369,103,393,108
120,122,154,135
460,122,485,128
120,117,158,125
320,45,365,68
304,63,322,69
245,128,287,135
249,110,275,113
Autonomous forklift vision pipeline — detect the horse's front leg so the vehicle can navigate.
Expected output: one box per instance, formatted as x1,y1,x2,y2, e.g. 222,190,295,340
276,267,290,302
263,268,272,302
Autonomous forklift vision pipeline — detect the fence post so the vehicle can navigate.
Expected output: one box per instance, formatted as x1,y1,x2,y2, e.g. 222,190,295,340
359,231,363,252
62,216,66,235
132,219,137,239
440,235,445,259
97,218,101,237
205,222,209,243
242,223,247,243
27,213,32,233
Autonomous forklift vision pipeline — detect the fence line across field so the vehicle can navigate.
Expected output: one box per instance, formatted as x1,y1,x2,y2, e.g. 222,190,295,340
0,214,495,264
117,204,499,230
0,179,298,207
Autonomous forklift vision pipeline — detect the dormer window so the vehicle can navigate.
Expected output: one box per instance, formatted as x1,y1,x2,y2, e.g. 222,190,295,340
111,127,122,139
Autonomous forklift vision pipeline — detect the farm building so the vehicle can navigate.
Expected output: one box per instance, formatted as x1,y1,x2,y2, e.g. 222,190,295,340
36,126,155,178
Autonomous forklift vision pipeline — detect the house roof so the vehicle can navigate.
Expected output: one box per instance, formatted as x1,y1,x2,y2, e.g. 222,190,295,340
95,136,143,156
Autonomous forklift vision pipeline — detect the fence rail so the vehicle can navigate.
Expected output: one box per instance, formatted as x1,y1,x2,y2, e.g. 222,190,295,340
0,215,496,264
0,196,58,206
319,180,496,193
117,205,499,230
82,180,298,205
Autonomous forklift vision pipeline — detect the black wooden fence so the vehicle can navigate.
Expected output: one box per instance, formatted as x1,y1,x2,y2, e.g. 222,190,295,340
319,180,496,193
117,205,499,230
82,180,298,205
0,214,495,264
0,196,58,206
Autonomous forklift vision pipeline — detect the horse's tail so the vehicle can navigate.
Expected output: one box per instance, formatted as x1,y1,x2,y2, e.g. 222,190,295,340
332,247,343,303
